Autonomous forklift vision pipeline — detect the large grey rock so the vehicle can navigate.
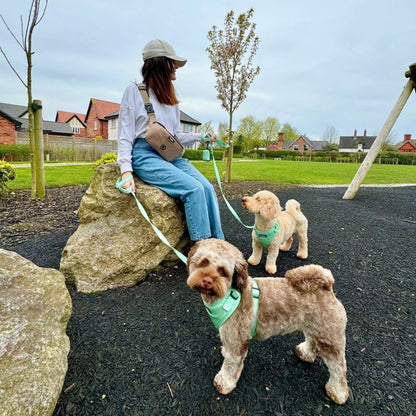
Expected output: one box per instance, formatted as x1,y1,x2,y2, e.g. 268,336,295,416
0,249,72,416
60,163,189,293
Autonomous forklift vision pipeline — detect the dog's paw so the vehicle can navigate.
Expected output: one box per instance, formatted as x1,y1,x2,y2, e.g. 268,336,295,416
325,380,349,405
296,251,308,259
265,263,277,274
214,372,237,395
295,342,317,363
247,255,260,266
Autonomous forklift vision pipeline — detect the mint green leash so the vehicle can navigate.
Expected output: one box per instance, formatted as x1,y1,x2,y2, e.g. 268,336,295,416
116,175,188,265
203,277,260,338
203,139,254,230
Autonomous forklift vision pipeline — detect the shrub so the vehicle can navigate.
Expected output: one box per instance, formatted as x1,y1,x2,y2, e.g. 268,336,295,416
93,152,118,168
0,160,16,195
184,148,224,161
0,144,31,161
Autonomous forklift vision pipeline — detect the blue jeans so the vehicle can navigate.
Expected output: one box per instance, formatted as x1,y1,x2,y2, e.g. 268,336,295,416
132,139,224,241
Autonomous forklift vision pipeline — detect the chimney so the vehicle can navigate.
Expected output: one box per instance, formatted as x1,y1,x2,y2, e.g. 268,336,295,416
354,129,357,138
363,129,367,136
277,132,285,150
404,134,412,142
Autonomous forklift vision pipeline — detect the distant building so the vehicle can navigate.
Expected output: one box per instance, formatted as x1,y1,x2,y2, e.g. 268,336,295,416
266,132,328,152
0,102,72,144
105,109,201,146
339,129,376,153
397,134,415,153
85,99,120,139
1,99,201,145
55,111,87,137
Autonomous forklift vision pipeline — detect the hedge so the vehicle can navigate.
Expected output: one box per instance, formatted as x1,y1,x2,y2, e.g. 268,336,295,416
0,144,31,161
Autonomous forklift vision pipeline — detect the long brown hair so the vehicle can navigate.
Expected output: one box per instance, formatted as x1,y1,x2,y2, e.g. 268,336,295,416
141,57,179,105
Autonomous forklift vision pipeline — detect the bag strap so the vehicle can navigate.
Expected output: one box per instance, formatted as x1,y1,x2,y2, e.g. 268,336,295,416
137,83,156,122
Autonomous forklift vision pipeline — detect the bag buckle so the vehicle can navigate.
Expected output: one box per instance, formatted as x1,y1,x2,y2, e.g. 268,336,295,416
145,103,154,113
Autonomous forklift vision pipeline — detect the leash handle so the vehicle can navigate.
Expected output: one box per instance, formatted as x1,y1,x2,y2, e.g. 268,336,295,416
116,174,134,194
116,176,188,265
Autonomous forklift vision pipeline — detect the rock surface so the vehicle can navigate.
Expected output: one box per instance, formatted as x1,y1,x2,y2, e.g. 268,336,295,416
59,163,189,293
0,249,72,416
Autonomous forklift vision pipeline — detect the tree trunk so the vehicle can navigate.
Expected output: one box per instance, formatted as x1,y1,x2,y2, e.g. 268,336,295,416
225,112,234,183
33,99,45,198
343,77,415,200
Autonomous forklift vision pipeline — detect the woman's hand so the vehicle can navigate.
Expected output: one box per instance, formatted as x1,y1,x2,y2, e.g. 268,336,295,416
121,171,136,193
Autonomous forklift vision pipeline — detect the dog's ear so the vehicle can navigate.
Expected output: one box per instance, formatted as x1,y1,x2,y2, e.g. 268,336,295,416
261,195,281,220
232,255,249,291
187,241,200,271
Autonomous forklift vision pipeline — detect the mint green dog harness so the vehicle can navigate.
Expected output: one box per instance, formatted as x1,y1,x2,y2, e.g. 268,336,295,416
255,221,280,248
203,278,260,338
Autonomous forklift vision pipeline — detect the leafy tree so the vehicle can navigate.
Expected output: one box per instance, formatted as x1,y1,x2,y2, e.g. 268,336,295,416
322,142,339,151
0,0,48,198
236,115,262,151
207,8,260,182
281,122,300,142
262,117,280,147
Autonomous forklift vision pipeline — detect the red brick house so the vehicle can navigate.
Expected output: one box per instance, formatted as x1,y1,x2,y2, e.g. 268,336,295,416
55,111,87,137
266,132,328,152
84,99,120,139
397,134,415,153
0,102,72,144
0,109,21,144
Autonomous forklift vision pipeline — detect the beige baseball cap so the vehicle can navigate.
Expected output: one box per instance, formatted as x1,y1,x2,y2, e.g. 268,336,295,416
142,39,187,67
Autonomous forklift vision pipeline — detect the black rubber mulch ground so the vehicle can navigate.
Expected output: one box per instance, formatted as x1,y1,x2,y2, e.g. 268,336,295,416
4,185,416,416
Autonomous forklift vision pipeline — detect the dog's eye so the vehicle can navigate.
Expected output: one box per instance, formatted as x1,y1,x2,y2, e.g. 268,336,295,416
217,266,229,278
198,258,209,268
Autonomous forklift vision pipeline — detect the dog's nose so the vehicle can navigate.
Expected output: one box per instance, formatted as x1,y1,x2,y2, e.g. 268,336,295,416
202,276,213,289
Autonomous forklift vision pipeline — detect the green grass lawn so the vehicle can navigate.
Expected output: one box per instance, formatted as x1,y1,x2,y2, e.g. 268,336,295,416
6,160,416,190
195,159,416,185
8,164,96,190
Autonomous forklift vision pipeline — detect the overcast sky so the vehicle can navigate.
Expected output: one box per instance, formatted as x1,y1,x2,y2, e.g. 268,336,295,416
1,0,414,142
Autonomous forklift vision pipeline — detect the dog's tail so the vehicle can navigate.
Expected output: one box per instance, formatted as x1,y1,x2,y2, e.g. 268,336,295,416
285,264,334,293
285,199,306,222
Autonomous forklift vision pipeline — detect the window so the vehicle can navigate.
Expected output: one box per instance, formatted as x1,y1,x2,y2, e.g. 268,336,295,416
182,123,192,132
110,118,116,128
293,145,299,151
303,144,308,152
94,121,98,130
72,126,80,134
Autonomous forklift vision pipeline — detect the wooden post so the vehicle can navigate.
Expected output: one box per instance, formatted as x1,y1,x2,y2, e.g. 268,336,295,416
33,99,45,198
343,64,416,200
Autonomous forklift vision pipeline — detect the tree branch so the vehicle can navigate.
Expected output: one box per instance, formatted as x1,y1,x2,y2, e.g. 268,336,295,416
0,46,27,88
0,14,24,49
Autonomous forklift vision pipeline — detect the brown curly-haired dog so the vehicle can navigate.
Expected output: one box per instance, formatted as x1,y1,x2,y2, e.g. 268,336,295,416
242,190,308,274
187,239,349,405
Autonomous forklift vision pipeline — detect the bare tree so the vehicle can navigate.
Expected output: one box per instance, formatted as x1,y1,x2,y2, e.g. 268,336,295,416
322,125,339,144
1,0,48,197
207,8,260,182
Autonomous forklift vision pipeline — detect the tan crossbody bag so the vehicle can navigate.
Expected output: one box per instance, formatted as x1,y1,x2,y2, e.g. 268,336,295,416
137,83,185,161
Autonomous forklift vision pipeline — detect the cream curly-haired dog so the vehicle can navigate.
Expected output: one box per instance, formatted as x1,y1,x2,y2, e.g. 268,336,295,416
187,238,349,405
242,190,308,274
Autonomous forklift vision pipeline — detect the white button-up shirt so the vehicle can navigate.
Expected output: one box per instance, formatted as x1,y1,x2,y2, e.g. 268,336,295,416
117,82,201,174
